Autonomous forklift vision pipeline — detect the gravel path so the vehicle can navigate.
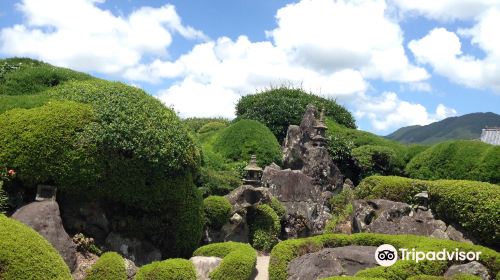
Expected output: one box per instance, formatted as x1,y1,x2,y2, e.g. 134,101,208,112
253,255,270,280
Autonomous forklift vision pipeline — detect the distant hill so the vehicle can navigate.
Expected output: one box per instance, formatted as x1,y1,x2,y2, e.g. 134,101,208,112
386,112,500,144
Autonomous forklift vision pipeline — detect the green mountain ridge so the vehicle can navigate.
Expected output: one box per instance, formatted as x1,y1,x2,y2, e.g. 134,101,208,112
386,112,500,144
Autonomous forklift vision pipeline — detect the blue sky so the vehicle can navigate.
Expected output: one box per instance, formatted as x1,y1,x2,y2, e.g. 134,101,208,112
1,0,499,135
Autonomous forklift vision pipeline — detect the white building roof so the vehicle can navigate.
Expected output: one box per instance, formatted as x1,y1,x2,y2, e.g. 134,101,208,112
480,128,500,145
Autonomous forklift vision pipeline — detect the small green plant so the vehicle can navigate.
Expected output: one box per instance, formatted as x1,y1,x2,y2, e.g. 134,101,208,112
72,233,102,256
203,196,232,229
134,258,196,280
0,165,15,213
84,252,126,280
248,204,280,252
326,188,354,232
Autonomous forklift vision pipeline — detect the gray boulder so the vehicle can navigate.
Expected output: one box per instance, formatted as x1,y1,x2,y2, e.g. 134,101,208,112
104,232,161,266
12,200,77,271
59,198,110,243
287,246,378,280
444,261,491,280
190,256,222,280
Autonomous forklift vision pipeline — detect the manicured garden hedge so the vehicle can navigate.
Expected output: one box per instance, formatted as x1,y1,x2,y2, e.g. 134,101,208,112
0,57,91,95
0,214,72,280
355,176,500,247
203,195,232,229
134,258,196,280
269,233,500,280
183,117,230,133
406,140,499,184
351,145,404,177
198,121,228,134
85,252,126,280
213,119,282,166
248,204,281,252
236,86,356,142
193,242,257,280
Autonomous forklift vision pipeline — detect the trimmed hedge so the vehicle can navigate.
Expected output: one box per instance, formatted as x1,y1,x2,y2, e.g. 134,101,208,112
0,94,53,114
213,119,282,166
351,145,404,177
196,167,241,197
248,204,281,252
236,86,356,143
0,57,91,95
355,176,499,247
0,101,97,187
203,195,232,229
84,252,126,280
183,117,230,133
198,121,228,134
0,214,72,279
406,140,499,184
134,258,196,280
193,242,257,280
269,233,500,280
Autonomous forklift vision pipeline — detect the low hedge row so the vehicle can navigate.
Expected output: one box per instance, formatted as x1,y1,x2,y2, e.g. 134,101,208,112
0,214,72,280
134,258,196,280
355,176,500,247
84,252,126,280
269,233,500,280
193,241,257,280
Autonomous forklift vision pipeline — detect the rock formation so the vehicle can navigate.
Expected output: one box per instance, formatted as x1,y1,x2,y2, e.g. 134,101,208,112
12,200,78,271
262,105,344,238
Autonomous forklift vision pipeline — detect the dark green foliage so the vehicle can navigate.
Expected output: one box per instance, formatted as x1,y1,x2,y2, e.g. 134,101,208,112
203,195,232,229
0,101,98,188
213,119,282,166
85,252,126,280
351,145,404,177
0,182,7,214
0,94,53,113
196,167,241,197
386,112,500,144
236,86,356,143
0,57,92,95
269,197,286,219
325,188,354,232
183,117,230,133
198,121,228,134
248,204,281,252
193,242,257,280
134,258,196,280
0,214,72,280
269,233,500,280
355,176,500,247
406,140,500,184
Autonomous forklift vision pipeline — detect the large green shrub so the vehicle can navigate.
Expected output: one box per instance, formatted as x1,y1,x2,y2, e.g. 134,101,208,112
248,204,281,252
406,140,499,184
0,57,91,95
213,119,282,166
196,167,241,197
203,195,232,229
236,86,356,142
85,252,126,280
198,121,228,134
193,242,257,280
351,145,404,177
269,233,500,280
0,101,98,188
355,176,500,247
0,214,72,280
183,117,230,133
134,258,196,280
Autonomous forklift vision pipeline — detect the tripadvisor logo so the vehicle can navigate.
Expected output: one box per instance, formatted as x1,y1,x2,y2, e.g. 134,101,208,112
374,244,482,267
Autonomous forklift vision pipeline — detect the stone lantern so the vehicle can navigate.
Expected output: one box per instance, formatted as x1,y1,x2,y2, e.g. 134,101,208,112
311,108,328,147
243,155,263,186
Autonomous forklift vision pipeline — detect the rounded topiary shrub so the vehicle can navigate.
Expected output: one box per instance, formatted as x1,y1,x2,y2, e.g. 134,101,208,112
406,140,499,184
248,204,281,252
0,214,72,280
213,119,282,166
134,258,196,280
85,252,126,280
203,195,232,229
236,86,355,143
0,73,203,258
198,121,228,134
0,57,92,95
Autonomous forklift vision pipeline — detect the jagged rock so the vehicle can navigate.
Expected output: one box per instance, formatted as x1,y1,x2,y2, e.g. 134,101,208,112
124,258,138,280
226,185,273,210
352,199,471,242
190,256,222,280
287,246,378,280
104,232,161,266
444,261,491,280
343,179,354,191
12,200,77,271
445,224,474,244
72,251,99,280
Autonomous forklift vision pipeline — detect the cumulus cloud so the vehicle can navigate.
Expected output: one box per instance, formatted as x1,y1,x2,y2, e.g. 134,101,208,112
0,0,206,74
391,0,500,21
355,92,457,132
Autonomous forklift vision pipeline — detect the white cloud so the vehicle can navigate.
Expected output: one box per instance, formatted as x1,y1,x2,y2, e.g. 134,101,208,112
268,0,429,83
355,92,457,132
391,0,500,21
0,0,206,74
